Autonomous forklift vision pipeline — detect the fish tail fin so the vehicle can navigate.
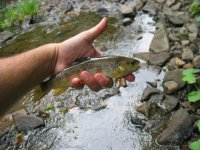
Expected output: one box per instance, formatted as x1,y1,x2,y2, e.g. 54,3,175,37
33,82,51,102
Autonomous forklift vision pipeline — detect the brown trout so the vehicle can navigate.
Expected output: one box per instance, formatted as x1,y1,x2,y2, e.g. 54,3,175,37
34,56,140,101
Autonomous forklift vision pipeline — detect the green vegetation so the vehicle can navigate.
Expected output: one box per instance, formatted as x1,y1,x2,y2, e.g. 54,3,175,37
190,2,200,22
182,68,200,102
0,0,41,29
45,105,55,111
189,139,200,150
182,69,200,149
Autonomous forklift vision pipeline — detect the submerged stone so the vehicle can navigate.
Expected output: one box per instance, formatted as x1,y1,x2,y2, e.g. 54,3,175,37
141,86,161,102
14,115,44,132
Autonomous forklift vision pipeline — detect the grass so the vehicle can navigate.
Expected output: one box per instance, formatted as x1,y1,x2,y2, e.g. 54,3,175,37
190,2,200,22
0,0,41,30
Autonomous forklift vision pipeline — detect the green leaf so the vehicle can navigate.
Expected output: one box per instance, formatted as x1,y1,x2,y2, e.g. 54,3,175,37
45,105,55,111
60,108,68,115
188,90,200,102
182,75,197,84
197,120,200,132
183,68,200,76
189,139,200,150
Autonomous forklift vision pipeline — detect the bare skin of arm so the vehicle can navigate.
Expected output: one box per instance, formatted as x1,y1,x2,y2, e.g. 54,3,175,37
0,18,135,116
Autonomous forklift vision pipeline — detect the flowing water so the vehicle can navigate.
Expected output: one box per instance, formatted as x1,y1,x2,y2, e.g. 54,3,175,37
0,12,166,149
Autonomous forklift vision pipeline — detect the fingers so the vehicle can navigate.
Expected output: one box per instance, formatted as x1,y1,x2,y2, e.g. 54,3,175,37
94,73,113,88
80,71,101,92
72,72,135,92
80,17,108,42
124,74,135,82
71,78,84,90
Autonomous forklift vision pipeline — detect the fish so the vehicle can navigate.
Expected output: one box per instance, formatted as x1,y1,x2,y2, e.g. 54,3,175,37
34,55,140,101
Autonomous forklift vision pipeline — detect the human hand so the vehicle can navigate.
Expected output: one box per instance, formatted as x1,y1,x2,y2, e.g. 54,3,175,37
54,17,135,91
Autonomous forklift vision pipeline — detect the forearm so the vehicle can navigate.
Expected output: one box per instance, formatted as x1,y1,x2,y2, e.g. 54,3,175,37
0,43,57,115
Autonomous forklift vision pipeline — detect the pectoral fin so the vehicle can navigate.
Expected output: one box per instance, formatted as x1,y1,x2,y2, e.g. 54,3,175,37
54,88,68,96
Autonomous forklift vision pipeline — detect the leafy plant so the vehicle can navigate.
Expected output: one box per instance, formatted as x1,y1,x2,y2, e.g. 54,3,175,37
0,0,41,30
182,68,200,102
189,139,200,150
45,105,55,111
190,2,200,22
18,0,40,20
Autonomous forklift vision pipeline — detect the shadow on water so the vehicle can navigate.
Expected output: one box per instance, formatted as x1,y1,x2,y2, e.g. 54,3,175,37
0,12,171,150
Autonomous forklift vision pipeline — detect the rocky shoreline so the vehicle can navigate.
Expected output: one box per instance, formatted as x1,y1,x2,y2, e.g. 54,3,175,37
0,0,200,149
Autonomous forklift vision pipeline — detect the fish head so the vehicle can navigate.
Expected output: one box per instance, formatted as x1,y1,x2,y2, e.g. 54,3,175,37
115,56,140,77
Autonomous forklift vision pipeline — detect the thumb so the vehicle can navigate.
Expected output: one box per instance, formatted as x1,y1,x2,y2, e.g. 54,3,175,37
79,17,108,42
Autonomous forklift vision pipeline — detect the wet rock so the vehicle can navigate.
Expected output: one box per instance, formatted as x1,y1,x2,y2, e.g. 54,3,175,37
146,81,157,88
0,31,15,44
150,23,169,53
162,95,178,111
182,48,194,61
136,102,159,118
123,18,132,26
193,55,200,68
119,4,135,17
163,70,185,90
142,0,160,15
148,52,170,66
141,86,161,102
166,0,176,7
130,113,146,126
149,93,164,104
166,12,190,26
157,108,193,145
14,115,44,132
133,52,150,62
144,120,162,132
163,81,178,94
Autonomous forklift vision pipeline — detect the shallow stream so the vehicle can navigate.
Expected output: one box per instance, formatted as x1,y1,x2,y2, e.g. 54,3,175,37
0,12,167,149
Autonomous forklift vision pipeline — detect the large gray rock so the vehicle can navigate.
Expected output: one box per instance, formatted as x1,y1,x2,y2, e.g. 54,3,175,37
166,11,190,26
14,115,44,132
150,23,169,53
148,52,170,66
157,108,193,145
163,70,185,90
141,86,161,101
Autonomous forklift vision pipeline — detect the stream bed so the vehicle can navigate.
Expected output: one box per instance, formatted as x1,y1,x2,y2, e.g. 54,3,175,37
0,12,169,150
